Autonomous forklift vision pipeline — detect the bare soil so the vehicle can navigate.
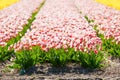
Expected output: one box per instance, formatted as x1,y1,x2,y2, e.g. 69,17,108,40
0,58,120,80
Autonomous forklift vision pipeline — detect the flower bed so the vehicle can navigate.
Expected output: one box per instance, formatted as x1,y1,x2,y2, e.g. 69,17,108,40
75,0,120,43
13,0,102,52
0,0,44,46
0,0,120,73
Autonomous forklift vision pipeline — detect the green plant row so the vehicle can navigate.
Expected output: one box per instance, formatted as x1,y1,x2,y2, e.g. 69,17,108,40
94,25,120,58
0,46,14,62
0,0,46,62
12,46,105,75
84,15,120,58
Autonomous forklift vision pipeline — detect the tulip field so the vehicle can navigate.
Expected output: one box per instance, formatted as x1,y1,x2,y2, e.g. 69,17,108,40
0,0,120,76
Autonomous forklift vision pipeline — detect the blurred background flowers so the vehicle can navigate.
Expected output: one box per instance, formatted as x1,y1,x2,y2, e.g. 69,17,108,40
0,0,19,10
96,0,120,10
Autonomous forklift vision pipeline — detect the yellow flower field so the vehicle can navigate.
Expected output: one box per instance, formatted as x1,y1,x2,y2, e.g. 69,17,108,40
95,0,120,10
0,0,19,10
0,0,120,10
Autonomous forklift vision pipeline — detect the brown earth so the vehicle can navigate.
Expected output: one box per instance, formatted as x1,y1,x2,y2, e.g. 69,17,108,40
0,58,120,80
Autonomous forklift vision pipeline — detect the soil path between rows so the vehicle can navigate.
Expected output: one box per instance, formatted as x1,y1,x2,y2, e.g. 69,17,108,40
0,59,120,80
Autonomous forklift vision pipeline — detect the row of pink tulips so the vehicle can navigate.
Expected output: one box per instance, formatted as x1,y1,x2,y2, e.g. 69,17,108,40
75,0,120,43
0,0,44,46
12,0,102,52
